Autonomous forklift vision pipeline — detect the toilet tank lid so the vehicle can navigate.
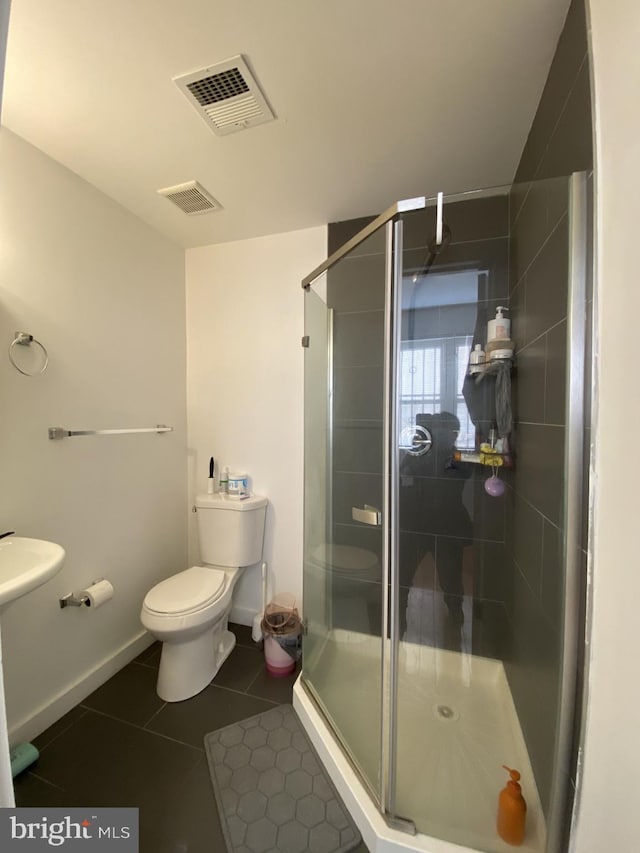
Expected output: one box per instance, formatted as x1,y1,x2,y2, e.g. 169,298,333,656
195,494,267,511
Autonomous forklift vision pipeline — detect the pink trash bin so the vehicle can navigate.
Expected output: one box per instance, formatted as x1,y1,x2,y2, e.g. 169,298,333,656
261,593,301,677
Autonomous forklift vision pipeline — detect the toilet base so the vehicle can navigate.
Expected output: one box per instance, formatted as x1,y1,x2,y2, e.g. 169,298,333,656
156,610,236,702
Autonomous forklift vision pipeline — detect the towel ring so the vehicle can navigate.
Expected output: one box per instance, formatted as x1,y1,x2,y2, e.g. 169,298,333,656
9,331,49,376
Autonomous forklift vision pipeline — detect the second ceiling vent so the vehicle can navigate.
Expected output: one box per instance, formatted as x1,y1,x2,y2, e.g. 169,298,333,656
174,54,275,136
157,181,220,215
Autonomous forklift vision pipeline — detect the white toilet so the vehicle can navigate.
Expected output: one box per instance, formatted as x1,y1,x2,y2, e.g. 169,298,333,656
140,492,267,702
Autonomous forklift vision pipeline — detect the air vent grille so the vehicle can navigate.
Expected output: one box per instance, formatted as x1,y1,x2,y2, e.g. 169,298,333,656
187,68,249,106
174,54,275,136
157,181,221,216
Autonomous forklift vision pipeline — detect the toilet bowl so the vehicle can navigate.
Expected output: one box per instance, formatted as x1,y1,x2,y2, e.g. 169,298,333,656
141,493,267,702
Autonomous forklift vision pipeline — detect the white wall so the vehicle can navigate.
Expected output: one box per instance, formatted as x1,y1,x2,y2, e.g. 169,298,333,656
186,226,326,624
0,129,187,741
573,2,640,851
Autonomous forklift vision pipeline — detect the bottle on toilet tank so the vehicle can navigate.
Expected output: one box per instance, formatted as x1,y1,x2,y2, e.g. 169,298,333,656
487,306,510,343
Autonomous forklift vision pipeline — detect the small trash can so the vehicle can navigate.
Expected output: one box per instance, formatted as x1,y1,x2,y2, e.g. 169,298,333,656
261,593,302,677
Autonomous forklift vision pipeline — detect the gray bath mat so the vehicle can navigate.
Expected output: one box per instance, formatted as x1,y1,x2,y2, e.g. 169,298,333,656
204,704,361,853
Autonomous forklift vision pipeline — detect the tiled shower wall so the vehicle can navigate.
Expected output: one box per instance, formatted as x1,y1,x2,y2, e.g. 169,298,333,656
505,0,592,820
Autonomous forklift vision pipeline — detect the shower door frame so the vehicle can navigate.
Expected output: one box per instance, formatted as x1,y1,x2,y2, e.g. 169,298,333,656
301,195,426,827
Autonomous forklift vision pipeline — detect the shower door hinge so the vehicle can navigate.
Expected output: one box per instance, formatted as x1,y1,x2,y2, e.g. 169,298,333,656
301,336,310,348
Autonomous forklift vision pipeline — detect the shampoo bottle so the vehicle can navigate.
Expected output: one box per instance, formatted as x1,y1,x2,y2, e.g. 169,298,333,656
497,765,526,845
469,343,486,375
487,306,510,343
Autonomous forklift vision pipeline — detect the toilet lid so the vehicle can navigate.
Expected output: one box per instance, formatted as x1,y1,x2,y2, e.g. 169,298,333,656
145,566,226,615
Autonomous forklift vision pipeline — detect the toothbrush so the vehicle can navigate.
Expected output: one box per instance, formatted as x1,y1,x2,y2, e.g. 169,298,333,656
207,457,215,494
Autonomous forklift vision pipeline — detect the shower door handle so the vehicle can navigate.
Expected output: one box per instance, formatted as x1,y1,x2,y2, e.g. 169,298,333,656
352,505,381,526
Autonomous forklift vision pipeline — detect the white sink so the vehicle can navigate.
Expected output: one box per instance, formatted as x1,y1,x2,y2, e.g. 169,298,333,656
0,536,65,610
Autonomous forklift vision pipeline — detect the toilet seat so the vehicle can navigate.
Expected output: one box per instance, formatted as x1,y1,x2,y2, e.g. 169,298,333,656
144,566,226,617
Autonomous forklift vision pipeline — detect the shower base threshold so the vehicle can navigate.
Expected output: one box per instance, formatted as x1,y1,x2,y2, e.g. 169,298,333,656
294,631,546,853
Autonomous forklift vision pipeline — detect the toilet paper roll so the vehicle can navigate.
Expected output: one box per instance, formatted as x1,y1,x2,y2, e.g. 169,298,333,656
82,579,114,609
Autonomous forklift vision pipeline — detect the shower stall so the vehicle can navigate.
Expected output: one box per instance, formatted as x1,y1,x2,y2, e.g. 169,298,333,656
293,174,589,853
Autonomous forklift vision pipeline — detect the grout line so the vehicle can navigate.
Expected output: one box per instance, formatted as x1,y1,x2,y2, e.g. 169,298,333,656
208,682,279,706
78,706,204,752
516,315,567,355
24,772,68,792
511,210,568,291
36,708,89,754
143,702,167,729
245,669,263,694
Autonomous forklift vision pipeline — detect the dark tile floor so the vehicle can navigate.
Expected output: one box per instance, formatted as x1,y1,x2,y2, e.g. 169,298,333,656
13,624,369,853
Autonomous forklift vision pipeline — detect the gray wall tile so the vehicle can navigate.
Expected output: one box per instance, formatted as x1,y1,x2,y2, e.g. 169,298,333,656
333,365,383,421
537,60,593,181
327,253,386,312
511,493,544,597
505,569,561,816
542,520,563,632
513,423,565,527
510,180,550,286
545,320,567,424
472,541,510,604
523,215,569,346
333,422,383,475
514,335,546,424
333,310,384,368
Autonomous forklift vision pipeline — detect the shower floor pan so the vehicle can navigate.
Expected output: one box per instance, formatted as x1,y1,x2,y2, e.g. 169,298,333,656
294,630,546,853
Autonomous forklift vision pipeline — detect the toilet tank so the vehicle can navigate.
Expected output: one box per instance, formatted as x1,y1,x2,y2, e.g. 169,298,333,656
195,493,267,567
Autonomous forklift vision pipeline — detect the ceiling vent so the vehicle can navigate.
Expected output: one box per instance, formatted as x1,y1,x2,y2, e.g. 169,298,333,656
157,181,221,215
174,54,275,136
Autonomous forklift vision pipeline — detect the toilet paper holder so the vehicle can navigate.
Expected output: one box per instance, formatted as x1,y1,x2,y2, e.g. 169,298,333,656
59,591,90,608
59,591,89,608
59,578,112,609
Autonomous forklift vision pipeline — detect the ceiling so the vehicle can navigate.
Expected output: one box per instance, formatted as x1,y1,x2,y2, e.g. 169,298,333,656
2,0,569,249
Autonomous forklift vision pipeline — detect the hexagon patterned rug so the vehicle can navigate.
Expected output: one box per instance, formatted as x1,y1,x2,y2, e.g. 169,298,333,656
204,704,362,853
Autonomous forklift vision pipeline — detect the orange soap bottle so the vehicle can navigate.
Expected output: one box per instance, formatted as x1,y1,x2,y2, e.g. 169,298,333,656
497,765,526,845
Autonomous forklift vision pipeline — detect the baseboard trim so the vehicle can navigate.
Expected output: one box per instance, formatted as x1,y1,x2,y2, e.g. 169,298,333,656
8,631,154,746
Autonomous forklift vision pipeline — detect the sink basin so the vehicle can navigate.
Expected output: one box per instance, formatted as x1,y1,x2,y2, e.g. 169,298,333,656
0,537,65,609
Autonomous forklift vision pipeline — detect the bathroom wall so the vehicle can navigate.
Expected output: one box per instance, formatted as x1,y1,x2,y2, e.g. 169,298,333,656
505,0,592,820
0,128,187,742
185,226,326,624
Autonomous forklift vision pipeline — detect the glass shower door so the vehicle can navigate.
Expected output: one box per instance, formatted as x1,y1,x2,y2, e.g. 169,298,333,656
302,223,388,801
391,192,516,848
